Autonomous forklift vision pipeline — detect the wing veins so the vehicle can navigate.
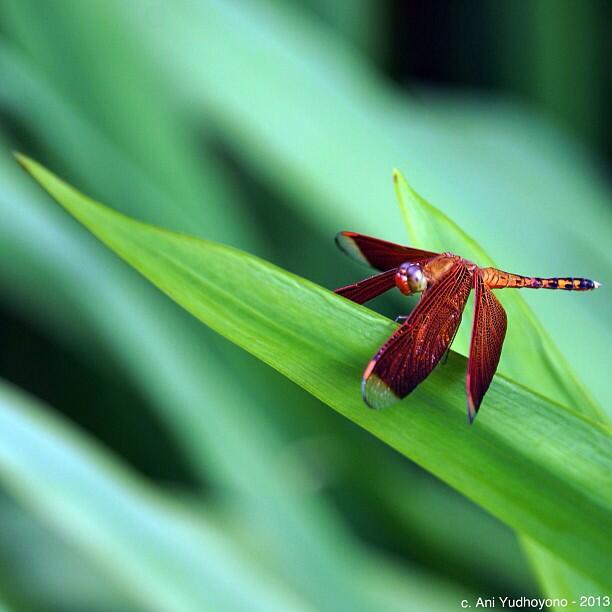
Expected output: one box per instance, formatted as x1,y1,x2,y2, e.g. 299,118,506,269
363,260,472,408
334,268,397,304
466,271,507,422
336,231,437,271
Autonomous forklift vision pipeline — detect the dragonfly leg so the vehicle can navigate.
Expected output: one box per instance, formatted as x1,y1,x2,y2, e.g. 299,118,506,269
441,347,451,365
394,315,409,324
441,317,462,365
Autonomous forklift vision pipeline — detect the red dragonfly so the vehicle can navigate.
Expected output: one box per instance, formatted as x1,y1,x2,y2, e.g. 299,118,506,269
334,231,600,423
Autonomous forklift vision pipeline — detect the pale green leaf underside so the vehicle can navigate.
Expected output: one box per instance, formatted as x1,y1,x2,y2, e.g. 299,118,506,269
0,381,310,612
16,155,612,588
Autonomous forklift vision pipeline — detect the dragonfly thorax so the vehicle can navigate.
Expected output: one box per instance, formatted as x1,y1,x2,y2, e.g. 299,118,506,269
395,262,427,295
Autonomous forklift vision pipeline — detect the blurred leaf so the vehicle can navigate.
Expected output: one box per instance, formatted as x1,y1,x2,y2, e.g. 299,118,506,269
0,380,312,612
0,495,131,611
300,0,386,62
375,467,537,593
489,0,606,151
18,156,612,589
0,0,251,243
0,599,16,612
205,499,471,612
0,39,251,249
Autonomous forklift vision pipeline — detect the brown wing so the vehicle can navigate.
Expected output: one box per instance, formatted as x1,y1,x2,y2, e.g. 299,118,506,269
334,269,397,304
336,231,437,271
466,271,507,423
362,260,472,408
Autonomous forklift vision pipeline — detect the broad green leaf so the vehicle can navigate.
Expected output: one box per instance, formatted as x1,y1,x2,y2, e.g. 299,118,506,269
0,380,311,612
17,155,612,588
0,150,377,612
1,142,468,609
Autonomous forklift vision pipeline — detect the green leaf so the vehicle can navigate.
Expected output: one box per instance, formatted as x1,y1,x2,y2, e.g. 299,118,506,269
393,168,609,597
0,496,131,610
16,155,612,589
393,169,605,421
1,147,468,610
0,380,311,612
0,150,375,612
522,540,602,607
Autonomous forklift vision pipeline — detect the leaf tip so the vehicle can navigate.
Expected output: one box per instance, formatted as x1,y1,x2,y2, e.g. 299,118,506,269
392,168,411,188
13,152,42,182
13,151,30,169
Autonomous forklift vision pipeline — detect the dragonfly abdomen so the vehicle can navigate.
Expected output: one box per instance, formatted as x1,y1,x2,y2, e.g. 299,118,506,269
531,277,599,290
481,268,600,291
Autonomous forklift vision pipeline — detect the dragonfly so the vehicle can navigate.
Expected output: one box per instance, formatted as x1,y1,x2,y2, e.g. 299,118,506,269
334,231,600,423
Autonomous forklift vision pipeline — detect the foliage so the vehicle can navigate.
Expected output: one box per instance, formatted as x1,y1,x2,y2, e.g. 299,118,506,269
0,1,610,610
16,155,612,590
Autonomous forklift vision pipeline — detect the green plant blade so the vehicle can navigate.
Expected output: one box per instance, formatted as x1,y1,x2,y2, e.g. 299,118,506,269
393,169,610,597
393,170,605,421
1,137,475,607
0,380,312,612
16,155,612,588
0,148,386,612
522,540,602,605
0,496,131,611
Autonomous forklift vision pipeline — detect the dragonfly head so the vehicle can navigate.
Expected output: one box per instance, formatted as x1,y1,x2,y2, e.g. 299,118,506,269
395,262,428,295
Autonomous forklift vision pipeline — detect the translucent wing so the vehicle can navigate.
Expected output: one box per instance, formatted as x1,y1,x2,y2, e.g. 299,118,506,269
336,231,437,271
466,271,507,422
334,269,397,304
362,260,472,409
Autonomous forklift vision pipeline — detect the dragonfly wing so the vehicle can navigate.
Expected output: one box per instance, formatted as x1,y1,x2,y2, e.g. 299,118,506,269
334,268,397,304
466,271,507,422
362,260,472,408
336,231,438,271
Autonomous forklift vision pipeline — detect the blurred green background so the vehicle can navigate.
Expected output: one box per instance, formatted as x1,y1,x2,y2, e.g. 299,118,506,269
0,1,610,610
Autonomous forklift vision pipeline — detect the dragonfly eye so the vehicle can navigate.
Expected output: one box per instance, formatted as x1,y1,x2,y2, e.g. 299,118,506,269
395,263,427,294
